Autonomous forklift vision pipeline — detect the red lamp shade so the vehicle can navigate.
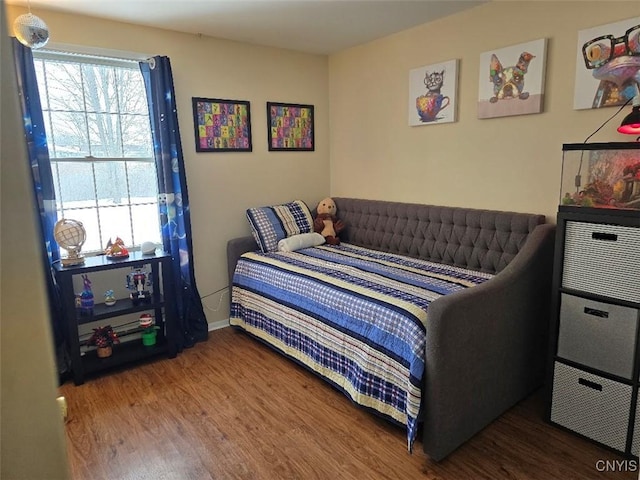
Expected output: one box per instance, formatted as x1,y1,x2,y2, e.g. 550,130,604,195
618,95,640,135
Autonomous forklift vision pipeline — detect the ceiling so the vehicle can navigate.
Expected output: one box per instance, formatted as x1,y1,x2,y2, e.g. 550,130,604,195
6,0,488,55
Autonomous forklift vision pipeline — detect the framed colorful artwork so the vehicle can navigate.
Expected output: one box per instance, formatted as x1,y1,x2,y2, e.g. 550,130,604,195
267,102,314,151
192,97,252,152
408,59,458,126
477,38,547,119
573,17,640,110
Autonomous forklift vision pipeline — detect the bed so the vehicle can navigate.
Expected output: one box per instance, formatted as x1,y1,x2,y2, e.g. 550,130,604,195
227,197,555,460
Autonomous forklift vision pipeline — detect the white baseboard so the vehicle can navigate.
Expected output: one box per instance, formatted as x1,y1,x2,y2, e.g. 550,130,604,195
208,319,230,331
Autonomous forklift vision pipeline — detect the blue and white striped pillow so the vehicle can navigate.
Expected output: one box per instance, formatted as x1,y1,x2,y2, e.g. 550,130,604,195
246,200,314,253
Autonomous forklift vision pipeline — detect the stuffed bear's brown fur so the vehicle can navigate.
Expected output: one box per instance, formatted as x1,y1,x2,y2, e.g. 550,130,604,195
313,197,345,245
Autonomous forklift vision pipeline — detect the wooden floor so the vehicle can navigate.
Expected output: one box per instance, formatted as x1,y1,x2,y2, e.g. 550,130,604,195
60,327,636,480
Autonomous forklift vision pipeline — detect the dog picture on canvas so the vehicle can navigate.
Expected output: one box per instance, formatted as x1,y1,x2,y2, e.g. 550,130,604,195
478,38,547,119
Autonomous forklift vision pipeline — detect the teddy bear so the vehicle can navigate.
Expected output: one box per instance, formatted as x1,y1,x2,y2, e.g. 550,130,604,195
313,197,345,245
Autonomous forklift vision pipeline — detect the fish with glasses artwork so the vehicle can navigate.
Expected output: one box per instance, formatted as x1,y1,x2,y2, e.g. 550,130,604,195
574,18,640,109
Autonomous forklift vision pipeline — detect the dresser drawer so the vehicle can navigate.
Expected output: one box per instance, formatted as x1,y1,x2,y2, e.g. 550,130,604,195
632,399,640,457
562,221,640,303
551,362,632,452
557,293,638,379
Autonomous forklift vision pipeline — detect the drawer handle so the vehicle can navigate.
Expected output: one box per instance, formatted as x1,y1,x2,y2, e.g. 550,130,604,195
584,307,609,318
578,377,603,391
591,232,618,241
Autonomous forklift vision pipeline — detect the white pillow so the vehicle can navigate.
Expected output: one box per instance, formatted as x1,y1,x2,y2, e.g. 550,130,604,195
277,232,326,252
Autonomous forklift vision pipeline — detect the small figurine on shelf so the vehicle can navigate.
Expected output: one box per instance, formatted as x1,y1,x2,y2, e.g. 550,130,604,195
79,274,94,316
105,236,129,259
126,267,152,306
139,313,159,346
87,325,119,358
104,289,116,307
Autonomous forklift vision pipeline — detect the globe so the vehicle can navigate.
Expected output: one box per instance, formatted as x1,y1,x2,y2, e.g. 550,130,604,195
54,218,87,266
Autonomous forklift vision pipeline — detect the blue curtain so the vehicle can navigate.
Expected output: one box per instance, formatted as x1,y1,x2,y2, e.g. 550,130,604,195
140,56,208,349
12,38,68,376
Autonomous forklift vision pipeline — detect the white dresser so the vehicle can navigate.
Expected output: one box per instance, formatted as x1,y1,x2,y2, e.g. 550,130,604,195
548,208,640,457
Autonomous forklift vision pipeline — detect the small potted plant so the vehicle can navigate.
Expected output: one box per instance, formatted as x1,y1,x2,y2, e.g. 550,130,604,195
139,313,159,346
87,325,119,358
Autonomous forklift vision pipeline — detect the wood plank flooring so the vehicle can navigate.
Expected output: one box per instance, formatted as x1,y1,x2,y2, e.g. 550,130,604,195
59,327,637,480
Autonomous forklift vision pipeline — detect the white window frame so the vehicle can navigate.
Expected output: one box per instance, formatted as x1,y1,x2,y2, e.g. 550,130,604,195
33,46,160,255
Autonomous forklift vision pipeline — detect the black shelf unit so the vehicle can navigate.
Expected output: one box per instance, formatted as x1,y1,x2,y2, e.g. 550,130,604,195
76,295,164,324
54,251,178,385
81,337,170,374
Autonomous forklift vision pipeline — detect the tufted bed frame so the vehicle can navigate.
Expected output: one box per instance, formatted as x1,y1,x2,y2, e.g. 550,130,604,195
227,197,556,461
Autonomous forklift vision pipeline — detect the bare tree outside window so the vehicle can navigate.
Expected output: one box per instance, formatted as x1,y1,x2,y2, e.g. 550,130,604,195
33,52,160,253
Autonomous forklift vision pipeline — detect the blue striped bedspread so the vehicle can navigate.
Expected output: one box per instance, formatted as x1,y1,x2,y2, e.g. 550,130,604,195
230,243,493,450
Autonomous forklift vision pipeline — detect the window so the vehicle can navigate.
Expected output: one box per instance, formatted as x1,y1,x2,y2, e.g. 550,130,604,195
33,51,160,254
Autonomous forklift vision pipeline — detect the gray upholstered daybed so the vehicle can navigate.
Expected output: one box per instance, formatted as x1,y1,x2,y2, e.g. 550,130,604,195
227,197,555,461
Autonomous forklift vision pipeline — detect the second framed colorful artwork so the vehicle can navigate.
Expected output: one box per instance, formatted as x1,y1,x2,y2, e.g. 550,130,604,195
267,102,314,151
192,97,252,152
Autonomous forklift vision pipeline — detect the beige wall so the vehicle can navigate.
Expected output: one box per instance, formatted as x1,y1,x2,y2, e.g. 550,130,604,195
3,1,639,476
329,1,640,221
1,1,70,478
5,5,330,323
6,3,640,324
